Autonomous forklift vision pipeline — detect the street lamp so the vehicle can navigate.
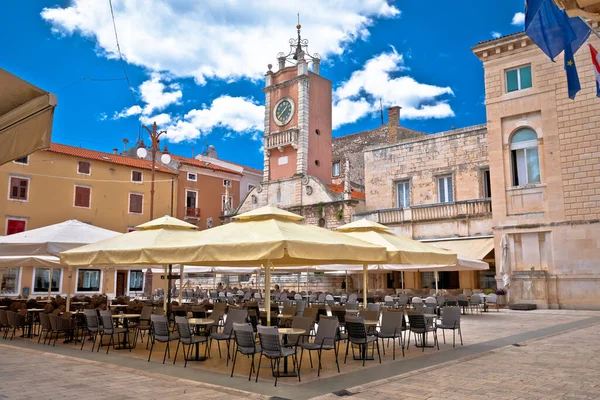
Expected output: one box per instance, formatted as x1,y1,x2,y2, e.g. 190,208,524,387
137,122,171,220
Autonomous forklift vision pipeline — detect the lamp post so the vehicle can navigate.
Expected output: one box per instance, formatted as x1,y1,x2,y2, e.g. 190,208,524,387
136,122,171,220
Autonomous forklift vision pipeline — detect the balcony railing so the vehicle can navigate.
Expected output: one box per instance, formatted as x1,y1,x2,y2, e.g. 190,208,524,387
353,199,492,224
185,207,201,219
265,128,298,150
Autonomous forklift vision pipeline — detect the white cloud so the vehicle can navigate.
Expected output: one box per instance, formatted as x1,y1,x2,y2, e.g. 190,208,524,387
165,96,264,143
138,73,182,115
112,105,142,120
332,48,454,129
140,113,172,126
491,31,502,39
512,12,525,25
41,0,400,84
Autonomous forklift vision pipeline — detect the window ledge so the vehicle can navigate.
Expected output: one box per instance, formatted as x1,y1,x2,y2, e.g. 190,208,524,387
8,198,29,203
506,183,546,192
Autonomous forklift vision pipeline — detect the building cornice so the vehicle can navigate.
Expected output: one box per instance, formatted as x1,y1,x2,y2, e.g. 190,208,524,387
262,75,309,93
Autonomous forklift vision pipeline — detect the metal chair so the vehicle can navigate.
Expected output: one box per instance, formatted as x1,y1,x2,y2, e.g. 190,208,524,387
81,309,101,351
487,293,499,311
437,306,463,347
256,325,301,386
470,294,482,314
407,312,439,352
0,310,8,339
457,294,469,314
377,310,405,360
210,308,247,365
299,317,340,376
134,305,154,347
344,316,381,366
98,310,128,354
173,316,209,367
231,322,261,380
148,314,179,363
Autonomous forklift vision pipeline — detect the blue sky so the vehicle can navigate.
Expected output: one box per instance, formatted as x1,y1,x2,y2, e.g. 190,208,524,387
2,1,526,170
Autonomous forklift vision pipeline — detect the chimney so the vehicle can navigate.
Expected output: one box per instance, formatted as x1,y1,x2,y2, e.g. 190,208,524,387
278,56,286,71
113,148,119,154
387,106,401,144
313,59,320,75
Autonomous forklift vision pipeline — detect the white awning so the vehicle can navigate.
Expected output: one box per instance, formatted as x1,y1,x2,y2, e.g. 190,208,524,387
0,68,57,165
426,237,494,260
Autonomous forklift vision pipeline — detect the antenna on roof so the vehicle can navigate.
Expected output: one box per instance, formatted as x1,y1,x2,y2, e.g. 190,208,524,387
122,138,129,152
379,99,384,125
191,146,194,158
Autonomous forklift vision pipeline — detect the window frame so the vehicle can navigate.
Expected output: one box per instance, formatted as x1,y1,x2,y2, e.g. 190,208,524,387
75,268,102,293
73,185,92,209
128,193,144,214
77,160,91,175
395,180,410,208
481,168,491,198
0,267,22,296
5,217,27,235
510,129,541,187
32,267,62,294
187,172,197,182
131,170,143,183
223,179,232,188
332,161,341,177
437,175,454,203
185,189,198,209
505,65,532,93
8,175,30,202
13,156,29,165
128,270,144,293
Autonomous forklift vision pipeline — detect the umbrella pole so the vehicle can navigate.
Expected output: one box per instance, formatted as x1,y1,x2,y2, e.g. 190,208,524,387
297,272,300,293
363,264,368,310
401,271,405,291
179,265,184,305
265,261,272,326
0,269,4,295
163,265,168,315
66,266,72,312
434,271,439,295
48,267,53,301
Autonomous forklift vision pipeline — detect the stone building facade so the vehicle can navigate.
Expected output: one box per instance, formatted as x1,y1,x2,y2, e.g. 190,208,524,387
472,28,600,310
358,125,494,291
331,107,424,192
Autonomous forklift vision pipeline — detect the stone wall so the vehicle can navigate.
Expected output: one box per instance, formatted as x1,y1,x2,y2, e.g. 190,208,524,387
364,125,489,211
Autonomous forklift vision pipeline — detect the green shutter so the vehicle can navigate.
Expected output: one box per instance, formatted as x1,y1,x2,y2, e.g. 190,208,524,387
519,66,532,89
506,69,519,92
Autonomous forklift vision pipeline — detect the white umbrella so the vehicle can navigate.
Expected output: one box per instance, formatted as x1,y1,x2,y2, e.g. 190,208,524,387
499,234,510,302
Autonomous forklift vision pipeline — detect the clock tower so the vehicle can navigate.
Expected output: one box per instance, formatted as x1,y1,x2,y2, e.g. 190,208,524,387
262,23,332,184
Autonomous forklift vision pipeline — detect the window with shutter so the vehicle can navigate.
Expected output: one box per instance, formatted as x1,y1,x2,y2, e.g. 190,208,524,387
6,219,26,235
131,170,143,182
78,161,91,174
129,193,143,214
74,186,91,208
9,177,28,200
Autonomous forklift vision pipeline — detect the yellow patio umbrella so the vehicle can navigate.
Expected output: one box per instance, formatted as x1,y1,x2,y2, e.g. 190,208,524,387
336,219,457,306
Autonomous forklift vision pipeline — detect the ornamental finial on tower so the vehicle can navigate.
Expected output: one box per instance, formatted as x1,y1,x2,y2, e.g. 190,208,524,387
276,14,320,71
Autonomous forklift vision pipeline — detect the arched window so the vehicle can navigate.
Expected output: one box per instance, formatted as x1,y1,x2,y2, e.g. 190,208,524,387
510,128,540,186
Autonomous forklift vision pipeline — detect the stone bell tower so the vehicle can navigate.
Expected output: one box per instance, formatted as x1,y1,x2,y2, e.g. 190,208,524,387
262,22,332,185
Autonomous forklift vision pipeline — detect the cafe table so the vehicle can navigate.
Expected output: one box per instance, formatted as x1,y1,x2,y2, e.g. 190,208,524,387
23,308,45,338
187,318,214,361
111,314,140,349
277,327,305,376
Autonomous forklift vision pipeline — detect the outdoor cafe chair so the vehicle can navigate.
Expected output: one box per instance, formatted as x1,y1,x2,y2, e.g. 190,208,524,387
302,307,318,334
407,312,439,352
436,295,447,308
81,309,101,351
358,310,378,324
470,294,483,314
487,293,499,311
173,316,209,368
347,293,358,304
345,302,358,311
98,310,128,354
295,299,306,316
299,317,340,377
148,314,179,363
210,308,247,365
283,316,312,350
425,296,437,306
377,310,406,360
325,294,335,306
5,310,26,341
294,293,303,301
329,306,347,331
344,316,381,366
0,310,9,339
384,295,395,308
411,296,422,305
231,322,261,381
133,306,154,348
457,294,469,314
396,294,409,307
437,306,463,347
445,295,458,306
256,325,301,386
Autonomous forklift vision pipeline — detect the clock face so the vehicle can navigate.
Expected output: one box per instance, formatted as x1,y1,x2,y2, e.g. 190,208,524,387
273,98,294,126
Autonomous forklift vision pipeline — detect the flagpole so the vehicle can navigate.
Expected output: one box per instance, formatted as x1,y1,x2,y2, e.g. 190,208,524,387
578,17,600,40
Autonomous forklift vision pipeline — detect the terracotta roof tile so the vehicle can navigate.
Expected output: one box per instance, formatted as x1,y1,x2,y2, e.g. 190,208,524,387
328,184,365,200
46,143,176,174
170,154,242,175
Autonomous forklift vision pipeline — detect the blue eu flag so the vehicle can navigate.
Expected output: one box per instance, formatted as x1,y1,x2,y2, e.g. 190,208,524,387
525,0,591,99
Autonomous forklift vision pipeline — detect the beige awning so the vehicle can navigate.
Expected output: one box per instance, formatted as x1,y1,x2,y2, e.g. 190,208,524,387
426,237,494,260
0,68,57,165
